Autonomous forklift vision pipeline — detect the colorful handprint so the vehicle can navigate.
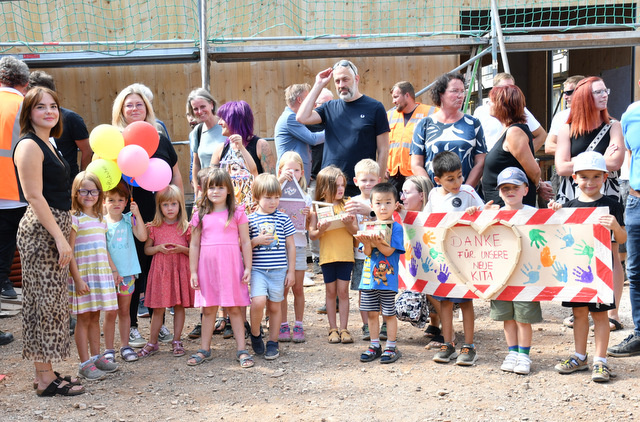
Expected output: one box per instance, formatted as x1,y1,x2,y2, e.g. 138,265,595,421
540,246,556,267
555,227,575,249
429,247,443,261
435,263,451,283
573,265,593,283
520,263,541,284
552,261,568,283
408,257,418,277
422,231,436,248
421,257,434,273
528,229,547,248
573,240,594,264
414,242,423,260
406,227,416,240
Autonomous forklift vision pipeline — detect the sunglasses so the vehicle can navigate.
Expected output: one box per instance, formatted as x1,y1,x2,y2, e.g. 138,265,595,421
332,60,357,75
563,89,574,96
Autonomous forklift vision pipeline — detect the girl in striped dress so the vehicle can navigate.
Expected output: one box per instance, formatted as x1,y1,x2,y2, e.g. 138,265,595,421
68,172,119,381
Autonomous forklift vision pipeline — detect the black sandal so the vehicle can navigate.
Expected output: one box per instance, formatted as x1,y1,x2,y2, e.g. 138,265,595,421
36,377,85,397
33,371,81,390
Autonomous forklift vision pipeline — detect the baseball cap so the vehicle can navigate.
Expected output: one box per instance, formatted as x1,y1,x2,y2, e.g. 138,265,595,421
497,167,528,188
572,151,607,173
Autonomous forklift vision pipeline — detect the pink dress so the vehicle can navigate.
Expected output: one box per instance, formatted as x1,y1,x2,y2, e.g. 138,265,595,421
145,222,194,308
190,207,250,307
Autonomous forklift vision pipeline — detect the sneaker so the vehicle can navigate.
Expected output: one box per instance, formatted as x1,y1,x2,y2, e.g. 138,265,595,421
362,324,370,341
169,307,174,316
379,322,388,341
188,323,202,339
303,274,315,286
563,314,574,328
265,340,280,360
250,333,265,355
137,299,149,318
455,344,477,366
607,333,640,357
292,325,305,343
0,329,14,346
433,343,457,363
514,353,531,375
129,327,146,348
592,361,615,383
94,354,118,373
316,305,327,314
555,353,589,374
158,325,172,343
222,318,233,339
360,344,382,362
278,324,291,342
500,351,518,372
78,362,106,381
0,280,17,299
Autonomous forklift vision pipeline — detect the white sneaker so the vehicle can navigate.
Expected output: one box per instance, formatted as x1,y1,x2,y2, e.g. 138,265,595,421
514,353,532,375
500,351,518,372
303,275,315,286
129,327,146,348
158,325,172,343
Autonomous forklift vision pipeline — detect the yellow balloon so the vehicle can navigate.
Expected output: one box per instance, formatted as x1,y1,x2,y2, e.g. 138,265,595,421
86,159,121,191
89,124,124,160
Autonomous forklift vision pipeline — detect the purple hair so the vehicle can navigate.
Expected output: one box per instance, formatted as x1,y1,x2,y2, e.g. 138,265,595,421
217,101,255,145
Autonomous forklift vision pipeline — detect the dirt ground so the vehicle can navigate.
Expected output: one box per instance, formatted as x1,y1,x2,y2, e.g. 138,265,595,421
1,271,639,422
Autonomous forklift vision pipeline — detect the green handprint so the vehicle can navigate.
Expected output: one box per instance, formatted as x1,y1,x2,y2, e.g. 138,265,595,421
528,229,547,249
405,227,416,240
573,240,594,264
429,247,444,262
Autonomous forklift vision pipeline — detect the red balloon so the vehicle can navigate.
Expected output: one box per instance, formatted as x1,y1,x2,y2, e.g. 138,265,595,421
122,121,160,157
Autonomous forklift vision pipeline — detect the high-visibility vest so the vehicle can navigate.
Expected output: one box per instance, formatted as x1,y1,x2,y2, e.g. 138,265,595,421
387,103,436,177
0,89,24,202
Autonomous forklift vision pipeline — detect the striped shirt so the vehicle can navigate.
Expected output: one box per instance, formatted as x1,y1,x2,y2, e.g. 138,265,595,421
248,210,296,269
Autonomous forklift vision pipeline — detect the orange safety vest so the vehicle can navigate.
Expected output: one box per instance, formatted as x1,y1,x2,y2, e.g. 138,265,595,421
0,89,24,202
387,103,436,177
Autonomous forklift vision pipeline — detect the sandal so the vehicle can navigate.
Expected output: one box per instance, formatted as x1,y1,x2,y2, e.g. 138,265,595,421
187,348,213,366
340,329,354,344
172,340,185,357
328,328,340,344
120,346,139,362
33,371,81,390
36,376,85,397
236,350,254,368
136,342,159,358
213,317,225,335
609,318,624,331
380,346,402,364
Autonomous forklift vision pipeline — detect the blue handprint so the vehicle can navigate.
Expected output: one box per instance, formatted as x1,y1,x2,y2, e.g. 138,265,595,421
520,263,542,284
573,265,593,284
552,261,568,283
408,257,418,277
436,264,451,283
414,242,423,260
555,227,575,249
421,256,434,273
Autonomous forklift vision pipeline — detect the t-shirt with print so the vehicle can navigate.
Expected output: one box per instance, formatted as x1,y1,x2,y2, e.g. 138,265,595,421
424,185,484,213
358,222,405,292
248,210,296,269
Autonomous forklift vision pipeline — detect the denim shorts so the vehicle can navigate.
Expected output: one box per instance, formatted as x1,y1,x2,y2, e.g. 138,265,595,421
295,246,307,271
117,275,136,296
250,267,287,302
321,261,354,284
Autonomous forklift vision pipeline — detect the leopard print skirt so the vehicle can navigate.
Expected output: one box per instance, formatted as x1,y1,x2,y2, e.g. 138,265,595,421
17,205,71,362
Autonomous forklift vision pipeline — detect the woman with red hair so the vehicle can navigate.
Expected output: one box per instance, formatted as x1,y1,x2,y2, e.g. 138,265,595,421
482,84,541,207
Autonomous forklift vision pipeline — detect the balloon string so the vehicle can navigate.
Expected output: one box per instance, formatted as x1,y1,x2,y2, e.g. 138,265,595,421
125,177,136,226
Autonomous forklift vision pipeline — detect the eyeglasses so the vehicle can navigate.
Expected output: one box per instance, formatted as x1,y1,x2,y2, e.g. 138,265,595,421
332,60,358,75
592,88,610,96
563,89,574,96
78,189,100,197
124,103,146,110
447,89,466,96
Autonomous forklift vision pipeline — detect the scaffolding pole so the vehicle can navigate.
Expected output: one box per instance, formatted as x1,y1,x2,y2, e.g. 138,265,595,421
199,0,210,91
491,0,511,75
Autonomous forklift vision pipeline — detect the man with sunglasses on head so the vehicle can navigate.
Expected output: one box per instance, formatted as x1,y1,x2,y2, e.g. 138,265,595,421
545,75,585,154
297,60,389,197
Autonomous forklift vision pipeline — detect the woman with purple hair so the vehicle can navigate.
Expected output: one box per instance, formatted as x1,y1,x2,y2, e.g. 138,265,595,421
210,101,275,175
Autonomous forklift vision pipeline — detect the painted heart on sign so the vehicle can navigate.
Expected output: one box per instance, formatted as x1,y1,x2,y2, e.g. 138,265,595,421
439,219,522,300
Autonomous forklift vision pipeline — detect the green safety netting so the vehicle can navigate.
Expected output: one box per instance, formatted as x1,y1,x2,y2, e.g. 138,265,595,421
0,1,637,54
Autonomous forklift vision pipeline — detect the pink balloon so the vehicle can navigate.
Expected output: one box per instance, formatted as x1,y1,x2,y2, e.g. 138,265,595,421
135,158,172,192
117,145,149,178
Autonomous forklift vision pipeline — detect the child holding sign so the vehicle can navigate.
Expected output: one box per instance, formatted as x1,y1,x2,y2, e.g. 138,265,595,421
426,151,484,366
549,151,625,382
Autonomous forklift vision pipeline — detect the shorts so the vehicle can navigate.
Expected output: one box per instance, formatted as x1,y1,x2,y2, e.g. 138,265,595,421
562,301,616,312
321,261,353,284
360,289,397,316
490,300,542,324
250,267,287,302
117,275,136,296
350,259,365,290
295,246,307,271
432,295,472,304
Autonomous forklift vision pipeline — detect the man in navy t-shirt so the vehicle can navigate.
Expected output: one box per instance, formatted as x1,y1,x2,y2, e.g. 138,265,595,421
296,60,389,197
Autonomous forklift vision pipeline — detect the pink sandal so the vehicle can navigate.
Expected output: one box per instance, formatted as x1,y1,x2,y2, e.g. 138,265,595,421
137,342,159,358
172,340,185,357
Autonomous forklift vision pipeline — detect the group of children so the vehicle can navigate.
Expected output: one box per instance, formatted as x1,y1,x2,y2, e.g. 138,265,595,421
67,147,624,383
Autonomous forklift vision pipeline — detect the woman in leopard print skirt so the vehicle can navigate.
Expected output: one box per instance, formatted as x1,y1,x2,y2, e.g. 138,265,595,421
14,87,85,396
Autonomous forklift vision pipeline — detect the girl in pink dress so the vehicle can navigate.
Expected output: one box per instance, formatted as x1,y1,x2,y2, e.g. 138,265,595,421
138,185,193,358
187,169,253,368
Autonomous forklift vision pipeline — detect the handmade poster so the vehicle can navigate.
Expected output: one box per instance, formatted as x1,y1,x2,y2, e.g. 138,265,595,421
356,220,394,244
278,178,309,232
220,150,254,214
313,201,345,231
396,207,613,304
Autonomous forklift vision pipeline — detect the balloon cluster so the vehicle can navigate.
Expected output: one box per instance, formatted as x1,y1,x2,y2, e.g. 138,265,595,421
87,122,172,192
